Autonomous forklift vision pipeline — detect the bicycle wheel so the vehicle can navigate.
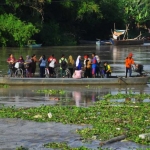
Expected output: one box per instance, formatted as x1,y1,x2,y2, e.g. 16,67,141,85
55,67,61,78
65,68,71,78
45,68,49,78
15,68,23,78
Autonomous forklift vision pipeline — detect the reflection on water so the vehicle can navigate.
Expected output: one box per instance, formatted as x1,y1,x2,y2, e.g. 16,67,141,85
72,91,82,107
0,85,150,108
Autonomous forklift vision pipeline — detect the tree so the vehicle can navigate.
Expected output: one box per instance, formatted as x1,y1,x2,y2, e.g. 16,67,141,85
4,0,52,21
123,0,150,24
0,14,39,46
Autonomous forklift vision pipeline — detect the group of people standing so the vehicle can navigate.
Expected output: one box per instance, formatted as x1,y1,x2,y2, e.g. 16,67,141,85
6,52,112,78
7,54,39,77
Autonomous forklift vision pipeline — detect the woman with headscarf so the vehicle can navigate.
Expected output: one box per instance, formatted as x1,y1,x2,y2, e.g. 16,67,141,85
16,56,25,71
68,55,75,76
84,55,92,78
31,54,39,77
25,55,32,77
75,55,82,70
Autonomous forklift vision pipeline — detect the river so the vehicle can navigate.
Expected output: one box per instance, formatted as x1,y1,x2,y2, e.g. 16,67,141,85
1,45,150,76
1,44,150,106
0,45,150,149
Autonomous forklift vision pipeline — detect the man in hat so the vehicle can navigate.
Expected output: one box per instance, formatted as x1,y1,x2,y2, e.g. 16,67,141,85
125,53,135,77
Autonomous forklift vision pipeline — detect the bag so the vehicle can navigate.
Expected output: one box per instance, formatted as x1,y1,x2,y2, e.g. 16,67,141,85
61,59,67,70
15,62,20,68
49,59,55,67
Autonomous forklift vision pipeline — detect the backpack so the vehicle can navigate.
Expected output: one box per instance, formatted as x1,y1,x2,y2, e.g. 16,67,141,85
61,58,67,70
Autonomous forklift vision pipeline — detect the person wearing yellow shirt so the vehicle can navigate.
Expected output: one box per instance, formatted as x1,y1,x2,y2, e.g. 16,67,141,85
104,61,111,78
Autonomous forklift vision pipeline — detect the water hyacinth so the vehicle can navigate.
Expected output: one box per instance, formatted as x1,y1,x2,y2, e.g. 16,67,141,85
0,92,150,146
36,89,66,95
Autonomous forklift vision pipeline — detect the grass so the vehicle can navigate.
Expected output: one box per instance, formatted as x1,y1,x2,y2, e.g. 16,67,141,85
0,90,150,149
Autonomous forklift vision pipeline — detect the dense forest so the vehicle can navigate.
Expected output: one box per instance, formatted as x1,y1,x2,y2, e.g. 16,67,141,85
0,0,150,46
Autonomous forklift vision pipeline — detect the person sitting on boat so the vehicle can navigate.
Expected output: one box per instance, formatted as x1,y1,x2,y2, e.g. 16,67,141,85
76,55,82,70
59,54,68,77
72,67,82,79
125,53,135,78
104,61,111,78
48,54,57,77
134,64,143,76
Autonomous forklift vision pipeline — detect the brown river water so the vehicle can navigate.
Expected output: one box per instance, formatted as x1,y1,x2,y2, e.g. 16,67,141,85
0,45,150,149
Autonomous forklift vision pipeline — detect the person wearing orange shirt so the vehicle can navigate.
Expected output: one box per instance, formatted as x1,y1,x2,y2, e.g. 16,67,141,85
125,53,135,77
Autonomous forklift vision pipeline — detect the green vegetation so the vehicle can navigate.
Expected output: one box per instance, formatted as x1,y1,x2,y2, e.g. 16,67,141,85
0,14,39,47
0,92,150,146
44,142,111,149
0,0,150,46
101,91,150,101
0,84,9,88
36,89,66,95
16,146,28,150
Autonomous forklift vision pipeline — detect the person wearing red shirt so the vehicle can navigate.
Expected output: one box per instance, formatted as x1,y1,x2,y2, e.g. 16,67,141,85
7,54,16,76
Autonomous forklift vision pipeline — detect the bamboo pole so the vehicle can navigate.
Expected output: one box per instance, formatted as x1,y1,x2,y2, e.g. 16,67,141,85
123,24,129,40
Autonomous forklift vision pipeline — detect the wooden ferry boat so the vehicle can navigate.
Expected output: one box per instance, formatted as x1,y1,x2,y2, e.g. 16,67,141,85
0,76,149,85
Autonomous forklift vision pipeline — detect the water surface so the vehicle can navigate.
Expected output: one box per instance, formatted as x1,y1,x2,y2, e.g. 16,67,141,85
0,45,150,149
1,45,150,76
0,84,150,108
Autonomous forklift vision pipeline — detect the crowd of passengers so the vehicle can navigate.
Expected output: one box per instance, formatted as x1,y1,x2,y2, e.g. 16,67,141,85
6,53,112,78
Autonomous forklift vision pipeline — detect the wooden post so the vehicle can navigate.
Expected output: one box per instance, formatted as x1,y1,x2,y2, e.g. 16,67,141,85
123,24,129,40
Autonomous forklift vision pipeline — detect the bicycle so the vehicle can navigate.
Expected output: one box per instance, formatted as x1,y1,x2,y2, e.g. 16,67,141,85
14,62,24,78
44,67,71,78
45,68,49,78
55,67,71,78
15,68,23,78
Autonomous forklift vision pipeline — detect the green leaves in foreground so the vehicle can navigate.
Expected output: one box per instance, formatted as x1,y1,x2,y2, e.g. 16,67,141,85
0,100,150,145
0,84,9,88
44,142,104,149
102,91,150,101
36,89,66,95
